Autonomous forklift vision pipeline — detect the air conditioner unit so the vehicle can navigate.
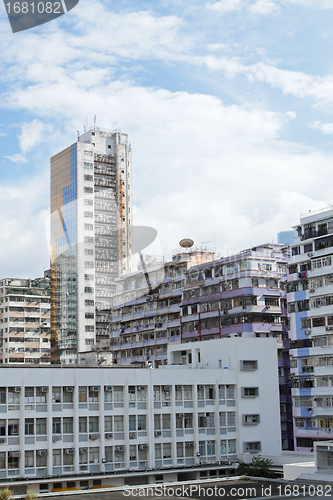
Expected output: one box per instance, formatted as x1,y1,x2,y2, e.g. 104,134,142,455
79,447,88,453
92,387,99,392
65,448,75,455
52,436,61,442
154,431,162,437
185,442,194,447
309,289,315,293
65,387,73,392
0,438,7,444
129,432,136,439
105,386,112,392
304,330,311,335
223,310,228,314
9,451,20,458
116,445,124,452
89,434,99,440
138,444,148,450
14,387,21,392
105,433,113,439
37,449,47,456
178,413,184,418
308,253,314,257
139,386,145,391
41,386,48,392
198,385,204,389
176,386,182,391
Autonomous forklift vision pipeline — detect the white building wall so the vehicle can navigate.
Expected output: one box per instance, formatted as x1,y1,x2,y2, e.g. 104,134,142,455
0,338,280,483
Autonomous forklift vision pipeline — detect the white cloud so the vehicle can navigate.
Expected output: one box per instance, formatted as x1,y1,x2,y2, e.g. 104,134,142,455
310,121,333,135
0,1,333,274
207,0,243,12
19,119,47,154
248,0,280,15
4,153,28,163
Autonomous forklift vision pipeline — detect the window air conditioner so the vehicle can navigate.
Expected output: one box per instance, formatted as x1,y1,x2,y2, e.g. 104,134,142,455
176,386,182,390
116,445,124,452
138,444,148,450
129,432,136,439
105,433,113,439
309,289,315,293
139,386,145,391
37,449,47,456
178,414,184,418
9,451,20,458
79,447,88,453
105,386,112,392
0,438,7,444
14,387,21,392
65,448,75,455
92,387,99,392
185,442,194,447
52,435,61,442
154,431,162,437
41,387,48,392
65,387,73,392
89,434,99,440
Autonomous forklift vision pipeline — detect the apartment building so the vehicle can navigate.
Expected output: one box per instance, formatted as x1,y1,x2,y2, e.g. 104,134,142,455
0,277,50,365
50,128,132,364
287,206,333,451
0,338,281,494
180,243,292,450
107,248,215,365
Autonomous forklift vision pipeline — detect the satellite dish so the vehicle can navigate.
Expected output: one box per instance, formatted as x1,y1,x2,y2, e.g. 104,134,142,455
131,226,157,255
179,238,194,248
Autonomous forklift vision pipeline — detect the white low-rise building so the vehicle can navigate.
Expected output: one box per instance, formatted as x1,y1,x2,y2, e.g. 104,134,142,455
0,338,280,494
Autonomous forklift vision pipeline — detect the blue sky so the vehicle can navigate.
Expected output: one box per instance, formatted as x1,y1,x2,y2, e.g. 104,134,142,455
0,0,333,276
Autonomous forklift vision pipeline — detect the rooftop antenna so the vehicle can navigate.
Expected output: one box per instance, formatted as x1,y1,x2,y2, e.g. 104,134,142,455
77,130,80,141
94,115,96,129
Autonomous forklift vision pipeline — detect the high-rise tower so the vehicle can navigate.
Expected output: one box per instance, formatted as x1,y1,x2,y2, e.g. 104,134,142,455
50,129,132,364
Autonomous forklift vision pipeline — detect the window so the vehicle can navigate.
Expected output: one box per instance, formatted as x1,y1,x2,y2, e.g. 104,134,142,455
84,199,93,205
89,387,99,402
244,441,261,452
85,249,93,255
243,414,260,425
53,449,61,466
25,418,34,435
8,419,19,436
114,416,124,432
79,387,87,403
63,417,73,434
105,416,112,432
52,417,61,434
84,262,94,269
89,447,99,464
63,388,73,403
242,387,259,397
85,313,94,319
84,236,94,243
79,417,87,433
84,175,93,181
52,387,61,403
36,418,46,435
84,211,93,218
25,450,34,468
84,162,93,169
240,360,258,371
25,387,34,404
85,287,94,293
89,417,99,433
85,300,94,307
84,187,93,193
84,224,93,230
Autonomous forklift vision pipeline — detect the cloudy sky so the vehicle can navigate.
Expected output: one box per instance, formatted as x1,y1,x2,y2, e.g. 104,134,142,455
0,0,333,277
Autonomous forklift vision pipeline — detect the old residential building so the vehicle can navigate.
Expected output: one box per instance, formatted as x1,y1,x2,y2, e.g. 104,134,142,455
0,277,50,365
288,206,333,451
